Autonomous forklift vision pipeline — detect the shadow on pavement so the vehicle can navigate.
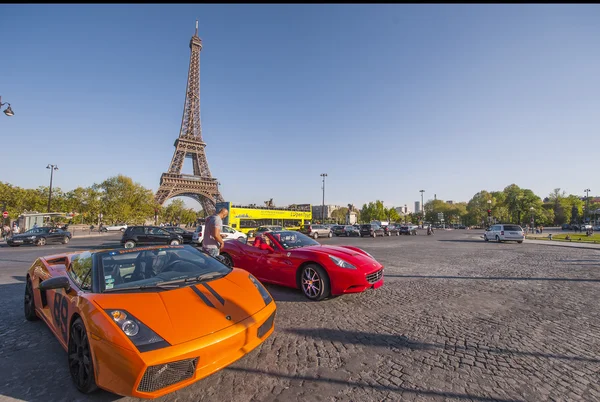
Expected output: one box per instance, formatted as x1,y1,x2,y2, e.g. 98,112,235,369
386,274,600,283
224,366,520,402
286,328,600,364
263,283,311,303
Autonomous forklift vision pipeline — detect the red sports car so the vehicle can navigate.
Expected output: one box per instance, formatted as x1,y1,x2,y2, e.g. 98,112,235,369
219,231,384,300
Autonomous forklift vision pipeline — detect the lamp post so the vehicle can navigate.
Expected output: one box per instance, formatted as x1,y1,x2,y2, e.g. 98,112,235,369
0,96,14,117
320,173,327,223
584,188,591,223
530,207,535,232
487,199,492,227
419,190,425,227
46,164,58,213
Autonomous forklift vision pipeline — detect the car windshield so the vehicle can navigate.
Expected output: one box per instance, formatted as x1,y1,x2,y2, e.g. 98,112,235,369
98,245,231,292
268,231,319,250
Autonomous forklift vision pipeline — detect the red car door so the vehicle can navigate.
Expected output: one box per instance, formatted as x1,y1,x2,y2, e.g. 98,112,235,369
262,246,296,286
237,245,270,280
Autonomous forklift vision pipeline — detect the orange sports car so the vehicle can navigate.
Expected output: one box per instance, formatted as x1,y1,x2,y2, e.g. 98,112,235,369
24,244,276,398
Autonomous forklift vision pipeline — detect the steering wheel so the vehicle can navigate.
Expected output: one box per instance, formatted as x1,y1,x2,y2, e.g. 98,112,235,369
162,260,184,272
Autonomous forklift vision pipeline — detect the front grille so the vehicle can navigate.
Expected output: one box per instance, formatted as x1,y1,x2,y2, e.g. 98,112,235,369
258,311,276,338
366,268,384,284
137,357,198,393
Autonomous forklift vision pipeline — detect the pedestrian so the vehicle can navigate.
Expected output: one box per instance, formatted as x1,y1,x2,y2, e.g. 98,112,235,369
33,222,38,229
202,207,229,258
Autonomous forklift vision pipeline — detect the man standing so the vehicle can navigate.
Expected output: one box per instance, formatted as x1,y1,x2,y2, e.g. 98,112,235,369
202,207,229,258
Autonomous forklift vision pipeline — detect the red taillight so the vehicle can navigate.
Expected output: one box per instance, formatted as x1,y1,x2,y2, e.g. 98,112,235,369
501,231,504,235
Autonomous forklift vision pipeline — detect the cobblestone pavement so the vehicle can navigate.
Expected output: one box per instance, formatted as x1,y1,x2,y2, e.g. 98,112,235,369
1,231,599,401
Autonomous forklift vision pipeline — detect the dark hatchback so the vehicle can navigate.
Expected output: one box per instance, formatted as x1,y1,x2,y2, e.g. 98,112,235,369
359,224,385,237
120,226,184,249
163,226,194,244
7,227,72,247
383,225,401,236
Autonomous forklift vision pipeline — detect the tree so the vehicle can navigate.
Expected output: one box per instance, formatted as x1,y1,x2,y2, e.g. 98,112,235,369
97,175,156,225
331,207,349,224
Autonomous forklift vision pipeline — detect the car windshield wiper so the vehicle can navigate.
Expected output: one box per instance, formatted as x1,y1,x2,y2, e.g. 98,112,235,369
104,283,180,292
182,272,227,283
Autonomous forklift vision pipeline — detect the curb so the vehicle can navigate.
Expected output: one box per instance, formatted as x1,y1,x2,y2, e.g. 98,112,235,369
524,239,600,251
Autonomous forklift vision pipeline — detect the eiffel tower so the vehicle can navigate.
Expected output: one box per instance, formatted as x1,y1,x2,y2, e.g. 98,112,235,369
155,21,224,215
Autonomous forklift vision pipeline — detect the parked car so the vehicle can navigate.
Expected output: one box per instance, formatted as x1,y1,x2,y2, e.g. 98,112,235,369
121,226,184,248
484,224,524,243
192,224,205,245
561,224,572,230
23,244,276,398
220,230,384,301
399,225,418,235
299,224,333,239
220,225,248,241
383,225,401,236
7,227,72,247
101,223,128,232
163,226,194,244
334,225,360,237
359,224,385,237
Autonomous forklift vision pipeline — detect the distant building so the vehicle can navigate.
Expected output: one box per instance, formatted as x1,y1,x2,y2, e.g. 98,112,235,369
446,200,454,205
395,205,411,215
312,204,342,220
414,201,421,215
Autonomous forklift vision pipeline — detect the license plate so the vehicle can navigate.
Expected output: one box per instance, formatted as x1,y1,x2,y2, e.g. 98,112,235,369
510,232,518,235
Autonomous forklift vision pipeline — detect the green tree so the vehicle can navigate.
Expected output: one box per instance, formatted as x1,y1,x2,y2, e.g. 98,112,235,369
97,175,155,225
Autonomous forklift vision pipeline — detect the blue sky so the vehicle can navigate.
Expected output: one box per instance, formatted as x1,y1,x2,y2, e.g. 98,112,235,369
2,4,599,211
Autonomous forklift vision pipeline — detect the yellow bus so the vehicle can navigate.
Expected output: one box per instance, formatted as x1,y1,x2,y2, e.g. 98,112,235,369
216,202,312,234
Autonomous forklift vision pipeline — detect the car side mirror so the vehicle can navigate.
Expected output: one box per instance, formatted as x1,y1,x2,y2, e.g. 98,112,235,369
38,276,70,291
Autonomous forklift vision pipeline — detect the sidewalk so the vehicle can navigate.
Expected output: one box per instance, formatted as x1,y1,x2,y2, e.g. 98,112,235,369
524,238,600,250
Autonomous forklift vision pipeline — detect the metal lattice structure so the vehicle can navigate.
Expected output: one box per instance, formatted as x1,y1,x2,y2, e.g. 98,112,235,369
155,22,224,215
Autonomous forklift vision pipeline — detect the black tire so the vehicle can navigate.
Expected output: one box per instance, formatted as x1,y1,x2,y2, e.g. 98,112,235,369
170,239,180,246
300,264,330,301
496,236,501,243
517,241,523,244
24,277,38,321
68,318,98,394
220,253,234,267
36,237,47,246
124,240,136,249
62,236,70,244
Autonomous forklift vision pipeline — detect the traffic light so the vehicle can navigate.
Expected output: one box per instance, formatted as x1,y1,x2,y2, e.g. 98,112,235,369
487,209,492,217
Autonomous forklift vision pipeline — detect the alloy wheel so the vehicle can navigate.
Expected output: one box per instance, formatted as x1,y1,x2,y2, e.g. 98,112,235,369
302,267,321,299
24,278,38,321
37,237,46,246
68,319,97,393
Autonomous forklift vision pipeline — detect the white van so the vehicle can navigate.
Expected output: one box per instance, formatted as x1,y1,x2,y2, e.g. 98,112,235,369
484,224,524,243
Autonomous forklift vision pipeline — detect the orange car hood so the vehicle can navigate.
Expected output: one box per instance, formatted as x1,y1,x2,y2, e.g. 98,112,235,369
92,269,268,345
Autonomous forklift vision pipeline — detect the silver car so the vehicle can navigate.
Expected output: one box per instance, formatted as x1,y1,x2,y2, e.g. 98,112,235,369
300,224,333,239
484,224,524,243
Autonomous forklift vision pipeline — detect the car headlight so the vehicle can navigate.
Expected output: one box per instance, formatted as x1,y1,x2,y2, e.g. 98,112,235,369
328,255,356,269
105,309,170,352
248,274,273,305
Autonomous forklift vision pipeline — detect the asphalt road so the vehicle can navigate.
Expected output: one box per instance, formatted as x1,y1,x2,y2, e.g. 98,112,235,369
1,230,599,402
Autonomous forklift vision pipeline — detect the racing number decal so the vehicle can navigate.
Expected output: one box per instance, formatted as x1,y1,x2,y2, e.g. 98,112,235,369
52,292,69,341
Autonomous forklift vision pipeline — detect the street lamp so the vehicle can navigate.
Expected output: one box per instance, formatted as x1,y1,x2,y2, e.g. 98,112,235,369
0,96,14,117
487,199,492,226
46,164,58,213
530,207,535,231
320,173,327,223
419,190,425,227
584,188,591,223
